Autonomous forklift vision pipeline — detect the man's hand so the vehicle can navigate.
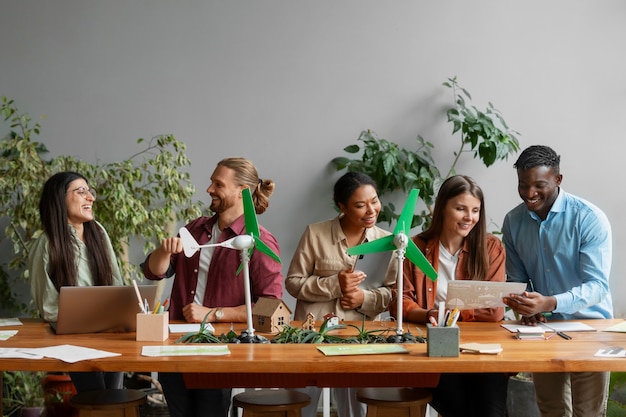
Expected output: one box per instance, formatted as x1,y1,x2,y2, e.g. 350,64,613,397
503,291,556,318
182,303,212,323
159,237,183,255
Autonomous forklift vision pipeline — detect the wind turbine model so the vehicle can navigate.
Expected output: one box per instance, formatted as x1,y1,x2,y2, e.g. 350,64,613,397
179,187,281,343
347,189,437,342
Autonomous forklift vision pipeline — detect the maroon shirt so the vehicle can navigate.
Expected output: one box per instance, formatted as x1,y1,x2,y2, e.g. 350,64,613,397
142,214,283,321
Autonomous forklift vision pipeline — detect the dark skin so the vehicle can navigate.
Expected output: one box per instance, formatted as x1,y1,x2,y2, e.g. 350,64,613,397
503,165,562,325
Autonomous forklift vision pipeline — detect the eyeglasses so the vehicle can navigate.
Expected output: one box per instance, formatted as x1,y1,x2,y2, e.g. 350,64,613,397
69,187,97,199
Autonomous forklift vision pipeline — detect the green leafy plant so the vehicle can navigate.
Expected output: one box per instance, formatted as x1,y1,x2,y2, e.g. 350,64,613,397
2,371,46,416
332,76,520,228
0,96,204,316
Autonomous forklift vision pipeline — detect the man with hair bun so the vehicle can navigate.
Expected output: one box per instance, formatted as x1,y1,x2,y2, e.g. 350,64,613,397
503,145,613,417
143,157,283,417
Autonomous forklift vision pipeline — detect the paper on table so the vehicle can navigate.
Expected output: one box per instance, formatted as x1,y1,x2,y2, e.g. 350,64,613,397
317,344,409,356
501,322,596,333
594,346,626,357
0,318,22,326
602,321,626,333
169,323,215,333
21,344,121,363
0,348,44,359
446,281,526,309
459,343,503,354
142,345,230,356
0,330,18,340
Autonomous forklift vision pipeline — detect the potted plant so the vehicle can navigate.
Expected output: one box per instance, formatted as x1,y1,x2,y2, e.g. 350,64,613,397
0,96,204,316
2,371,46,417
332,76,520,229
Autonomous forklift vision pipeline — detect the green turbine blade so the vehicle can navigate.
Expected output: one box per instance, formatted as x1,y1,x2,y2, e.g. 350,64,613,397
253,236,281,264
242,188,259,237
406,239,437,281
347,235,396,256
394,189,420,235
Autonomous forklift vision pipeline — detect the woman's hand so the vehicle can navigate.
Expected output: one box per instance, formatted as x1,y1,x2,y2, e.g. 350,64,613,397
338,269,366,309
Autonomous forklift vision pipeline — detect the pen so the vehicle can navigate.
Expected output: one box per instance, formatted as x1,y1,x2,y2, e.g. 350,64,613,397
429,316,438,327
542,323,572,340
132,279,147,314
152,301,161,315
449,309,460,327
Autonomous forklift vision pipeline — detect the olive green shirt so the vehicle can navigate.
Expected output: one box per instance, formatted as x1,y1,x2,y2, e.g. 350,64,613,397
29,222,123,322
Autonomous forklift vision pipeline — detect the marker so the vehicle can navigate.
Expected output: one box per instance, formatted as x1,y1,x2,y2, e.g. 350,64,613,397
152,301,161,315
162,298,170,311
428,316,438,327
437,303,445,327
449,310,460,327
132,279,147,314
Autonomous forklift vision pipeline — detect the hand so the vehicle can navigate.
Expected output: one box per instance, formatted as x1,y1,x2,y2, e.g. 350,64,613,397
182,303,211,323
159,237,183,255
503,291,555,318
340,288,365,310
520,313,546,326
338,269,366,295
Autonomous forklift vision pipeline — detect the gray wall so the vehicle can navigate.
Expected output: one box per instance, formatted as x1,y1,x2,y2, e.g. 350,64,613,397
1,1,624,317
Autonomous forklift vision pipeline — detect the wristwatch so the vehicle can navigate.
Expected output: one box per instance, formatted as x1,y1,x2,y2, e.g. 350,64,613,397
215,308,224,321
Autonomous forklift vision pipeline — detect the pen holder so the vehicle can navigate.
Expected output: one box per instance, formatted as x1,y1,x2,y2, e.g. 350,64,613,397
136,313,169,341
427,324,459,357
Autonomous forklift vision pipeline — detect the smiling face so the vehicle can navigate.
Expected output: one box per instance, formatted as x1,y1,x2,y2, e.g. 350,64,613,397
441,191,481,241
517,165,562,220
206,165,244,215
338,184,381,231
65,178,95,228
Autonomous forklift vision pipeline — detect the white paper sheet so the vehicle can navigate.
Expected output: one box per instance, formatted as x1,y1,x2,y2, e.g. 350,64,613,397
0,318,22,326
20,344,121,363
501,322,597,333
0,330,18,340
169,323,215,333
142,345,230,356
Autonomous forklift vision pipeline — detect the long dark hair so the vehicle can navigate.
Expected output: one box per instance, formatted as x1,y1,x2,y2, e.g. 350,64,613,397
39,171,115,290
419,175,488,280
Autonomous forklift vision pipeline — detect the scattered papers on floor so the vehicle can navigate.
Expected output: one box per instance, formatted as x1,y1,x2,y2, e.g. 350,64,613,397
0,330,18,340
0,318,22,327
0,344,120,362
594,346,626,357
459,343,503,354
142,345,230,356
317,344,409,356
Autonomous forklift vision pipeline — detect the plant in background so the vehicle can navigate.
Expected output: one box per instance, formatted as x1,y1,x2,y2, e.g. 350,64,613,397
0,96,204,316
2,370,46,416
332,76,520,229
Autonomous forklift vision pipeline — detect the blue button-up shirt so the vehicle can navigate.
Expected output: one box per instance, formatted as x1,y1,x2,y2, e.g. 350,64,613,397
502,188,613,320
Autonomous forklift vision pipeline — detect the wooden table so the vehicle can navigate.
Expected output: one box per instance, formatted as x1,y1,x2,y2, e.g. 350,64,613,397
2,318,626,395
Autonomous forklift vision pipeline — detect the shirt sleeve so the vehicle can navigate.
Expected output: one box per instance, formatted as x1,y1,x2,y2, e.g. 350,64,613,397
28,235,59,322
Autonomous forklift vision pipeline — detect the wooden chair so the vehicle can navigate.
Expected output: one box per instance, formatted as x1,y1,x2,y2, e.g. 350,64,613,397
69,389,147,417
233,389,311,417
356,387,432,417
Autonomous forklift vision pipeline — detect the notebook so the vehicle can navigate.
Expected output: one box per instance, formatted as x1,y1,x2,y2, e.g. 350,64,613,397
353,251,394,290
51,285,158,334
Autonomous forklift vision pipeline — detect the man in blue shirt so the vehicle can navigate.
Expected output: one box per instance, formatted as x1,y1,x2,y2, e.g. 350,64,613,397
502,145,612,417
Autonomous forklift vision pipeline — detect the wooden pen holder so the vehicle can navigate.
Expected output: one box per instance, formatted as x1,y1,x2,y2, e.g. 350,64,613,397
136,313,169,341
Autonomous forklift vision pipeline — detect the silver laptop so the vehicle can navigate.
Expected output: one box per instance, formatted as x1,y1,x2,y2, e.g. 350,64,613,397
52,285,158,334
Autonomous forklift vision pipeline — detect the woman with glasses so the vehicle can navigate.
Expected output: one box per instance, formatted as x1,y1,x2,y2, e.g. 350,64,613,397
29,171,124,392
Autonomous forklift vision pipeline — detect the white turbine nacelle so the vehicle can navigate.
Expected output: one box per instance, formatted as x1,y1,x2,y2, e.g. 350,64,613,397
230,235,254,250
393,233,409,250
